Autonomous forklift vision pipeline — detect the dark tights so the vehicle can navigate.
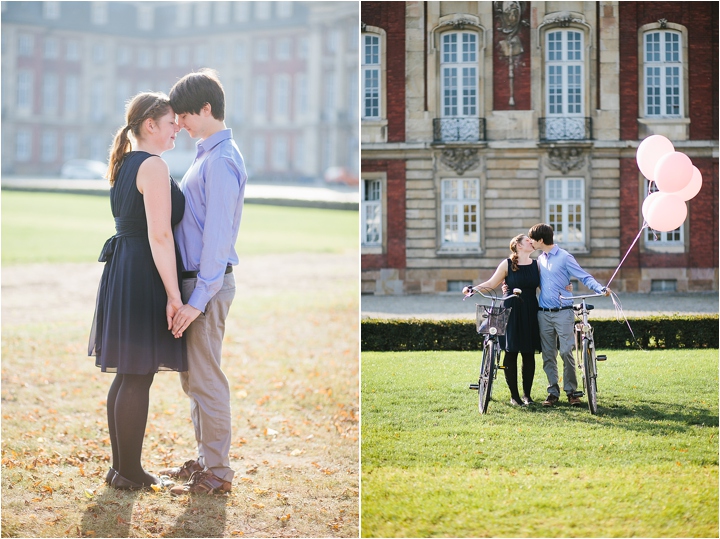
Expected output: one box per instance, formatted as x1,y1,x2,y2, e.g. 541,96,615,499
502,351,535,402
107,373,156,485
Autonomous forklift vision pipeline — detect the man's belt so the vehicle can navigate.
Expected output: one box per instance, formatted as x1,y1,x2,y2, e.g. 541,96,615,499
182,265,233,279
538,306,573,312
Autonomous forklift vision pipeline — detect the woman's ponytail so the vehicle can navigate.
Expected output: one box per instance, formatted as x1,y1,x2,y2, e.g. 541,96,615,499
106,125,132,186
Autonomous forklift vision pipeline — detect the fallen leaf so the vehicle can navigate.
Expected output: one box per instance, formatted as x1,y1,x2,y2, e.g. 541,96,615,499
290,449,303,456
84,489,94,498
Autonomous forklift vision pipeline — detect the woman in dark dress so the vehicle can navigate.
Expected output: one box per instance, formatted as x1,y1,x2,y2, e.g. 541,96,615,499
89,92,186,489
462,234,543,406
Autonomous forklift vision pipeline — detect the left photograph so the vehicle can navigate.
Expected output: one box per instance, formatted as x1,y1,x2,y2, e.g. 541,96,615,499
1,2,359,537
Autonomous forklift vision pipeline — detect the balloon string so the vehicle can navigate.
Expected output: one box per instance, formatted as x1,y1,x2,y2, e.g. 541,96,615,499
606,225,647,288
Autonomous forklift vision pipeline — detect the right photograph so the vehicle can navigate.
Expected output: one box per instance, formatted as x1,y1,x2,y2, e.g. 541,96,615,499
360,2,719,538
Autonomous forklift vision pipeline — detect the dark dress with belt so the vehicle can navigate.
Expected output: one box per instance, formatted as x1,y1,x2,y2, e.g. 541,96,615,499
88,151,187,374
501,258,542,354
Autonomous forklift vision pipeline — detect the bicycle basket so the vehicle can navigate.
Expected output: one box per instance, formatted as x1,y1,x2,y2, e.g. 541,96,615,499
476,305,512,336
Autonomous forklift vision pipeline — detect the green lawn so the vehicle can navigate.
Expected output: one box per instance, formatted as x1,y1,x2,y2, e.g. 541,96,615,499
1,191,358,264
361,350,719,538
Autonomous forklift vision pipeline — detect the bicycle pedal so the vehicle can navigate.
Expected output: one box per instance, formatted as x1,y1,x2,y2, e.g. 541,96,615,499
596,355,607,361
498,365,506,370
469,383,479,391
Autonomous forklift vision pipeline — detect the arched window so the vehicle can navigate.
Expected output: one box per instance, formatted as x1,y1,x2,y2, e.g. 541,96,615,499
440,31,478,119
643,30,682,118
362,33,381,119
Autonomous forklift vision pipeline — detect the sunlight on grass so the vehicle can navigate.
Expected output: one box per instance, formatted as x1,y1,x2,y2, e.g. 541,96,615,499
1,191,358,264
361,350,719,538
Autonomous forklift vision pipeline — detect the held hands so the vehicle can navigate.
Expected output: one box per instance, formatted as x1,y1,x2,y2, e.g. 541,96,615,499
171,304,201,338
166,297,184,331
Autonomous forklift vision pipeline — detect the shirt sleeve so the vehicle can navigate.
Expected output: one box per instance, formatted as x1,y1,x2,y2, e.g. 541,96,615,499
187,157,242,312
565,252,605,294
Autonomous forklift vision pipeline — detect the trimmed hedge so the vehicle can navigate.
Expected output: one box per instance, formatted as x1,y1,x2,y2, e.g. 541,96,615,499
361,315,719,351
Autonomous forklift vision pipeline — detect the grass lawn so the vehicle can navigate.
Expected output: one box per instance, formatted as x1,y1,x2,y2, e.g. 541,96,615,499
361,350,719,538
1,190,358,264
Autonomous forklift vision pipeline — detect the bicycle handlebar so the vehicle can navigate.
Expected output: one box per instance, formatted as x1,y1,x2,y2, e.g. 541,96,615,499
464,287,522,302
559,290,607,301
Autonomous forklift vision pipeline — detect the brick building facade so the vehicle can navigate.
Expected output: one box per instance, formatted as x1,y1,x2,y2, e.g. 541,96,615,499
361,1,718,295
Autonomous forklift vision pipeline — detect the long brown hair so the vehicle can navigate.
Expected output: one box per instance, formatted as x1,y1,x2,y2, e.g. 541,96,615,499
106,92,172,185
509,234,526,272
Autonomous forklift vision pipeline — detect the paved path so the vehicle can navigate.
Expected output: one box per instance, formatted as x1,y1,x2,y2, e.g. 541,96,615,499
2,177,359,210
362,291,719,320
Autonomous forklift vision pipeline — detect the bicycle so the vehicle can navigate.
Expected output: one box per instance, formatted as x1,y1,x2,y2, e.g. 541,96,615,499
463,287,521,414
559,292,608,415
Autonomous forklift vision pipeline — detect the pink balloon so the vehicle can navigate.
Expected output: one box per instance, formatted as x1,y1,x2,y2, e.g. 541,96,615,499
673,166,703,201
654,151,693,193
644,192,687,232
636,135,674,180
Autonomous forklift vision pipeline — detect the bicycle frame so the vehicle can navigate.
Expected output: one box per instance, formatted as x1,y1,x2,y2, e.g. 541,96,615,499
466,287,520,414
559,292,607,414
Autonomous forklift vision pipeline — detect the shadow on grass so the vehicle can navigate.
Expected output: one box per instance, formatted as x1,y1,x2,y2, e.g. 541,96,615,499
163,494,228,538
531,398,718,433
80,486,138,538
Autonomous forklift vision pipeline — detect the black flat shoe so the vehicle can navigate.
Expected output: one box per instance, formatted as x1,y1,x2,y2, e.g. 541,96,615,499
509,398,526,407
522,396,535,406
111,472,144,490
105,467,117,485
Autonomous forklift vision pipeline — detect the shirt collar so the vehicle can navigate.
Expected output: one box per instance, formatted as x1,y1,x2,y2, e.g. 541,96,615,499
196,128,232,156
547,244,560,256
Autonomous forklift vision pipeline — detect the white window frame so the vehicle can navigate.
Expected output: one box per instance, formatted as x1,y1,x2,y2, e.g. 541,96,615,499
214,3,230,25
545,178,585,249
64,75,78,116
440,31,479,118
232,79,245,122
66,40,79,61
254,76,267,120
276,38,291,61
234,2,249,23
138,48,152,69
92,44,105,64
91,2,108,25
177,4,191,28
277,2,292,18
44,38,58,59
643,178,685,251
295,73,308,121
441,178,480,247
18,34,34,56
643,30,682,118
195,3,210,27
272,136,288,171
137,5,154,31
273,74,290,122
41,131,57,163
361,173,386,254
17,71,33,113
255,3,271,21
362,34,381,119
42,73,58,114
43,2,60,19
252,137,265,170
545,30,584,118
255,40,269,62
16,130,32,162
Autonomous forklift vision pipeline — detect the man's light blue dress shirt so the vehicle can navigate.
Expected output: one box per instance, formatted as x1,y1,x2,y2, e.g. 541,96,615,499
175,129,247,312
537,245,605,309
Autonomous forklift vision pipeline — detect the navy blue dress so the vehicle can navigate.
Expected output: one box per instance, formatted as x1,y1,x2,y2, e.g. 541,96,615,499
89,152,187,374
501,258,542,354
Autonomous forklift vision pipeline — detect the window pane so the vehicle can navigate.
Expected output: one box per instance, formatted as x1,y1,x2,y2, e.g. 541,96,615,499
364,35,379,65
664,66,680,115
646,67,661,115
548,66,562,115
443,67,458,116
547,31,561,61
645,32,660,62
462,67,476,116
442,33,457,63
462,33,476,63
567,31,582,60
664,32,679,62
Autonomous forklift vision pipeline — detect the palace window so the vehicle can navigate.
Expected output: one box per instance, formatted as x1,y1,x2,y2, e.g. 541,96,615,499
362,178,382,247
362,34,380,119
643,30,682,117
644,179,684,245
440,32,478,118
546,178,585,247
441,178,480,245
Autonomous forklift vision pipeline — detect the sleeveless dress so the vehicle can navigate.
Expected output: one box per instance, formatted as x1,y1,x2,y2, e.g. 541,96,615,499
501,258,542,354
88,151,187,374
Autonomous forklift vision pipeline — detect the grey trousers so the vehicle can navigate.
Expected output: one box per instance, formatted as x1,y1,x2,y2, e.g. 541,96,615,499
538,309,577,397
180,273,236,482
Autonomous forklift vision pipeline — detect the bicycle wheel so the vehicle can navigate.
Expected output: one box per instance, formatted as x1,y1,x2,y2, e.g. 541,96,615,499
478,338,494,414
583,339,598,414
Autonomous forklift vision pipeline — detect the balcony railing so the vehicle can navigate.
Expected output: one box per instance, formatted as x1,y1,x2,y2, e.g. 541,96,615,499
539,117,592,142
433,117,486,143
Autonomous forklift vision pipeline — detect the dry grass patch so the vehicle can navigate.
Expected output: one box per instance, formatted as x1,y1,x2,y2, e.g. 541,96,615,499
1,253,358,538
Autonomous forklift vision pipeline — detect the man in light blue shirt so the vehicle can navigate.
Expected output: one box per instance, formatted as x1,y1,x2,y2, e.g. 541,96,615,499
528,223,608,408
162,69,247,495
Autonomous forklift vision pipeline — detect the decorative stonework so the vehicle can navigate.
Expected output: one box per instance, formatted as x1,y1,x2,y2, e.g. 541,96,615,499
440,148,480,175
494,2,529,106
540,12,584,29
441,17,480,31
658,18,668,29
361,21,367,31
547,147,584,175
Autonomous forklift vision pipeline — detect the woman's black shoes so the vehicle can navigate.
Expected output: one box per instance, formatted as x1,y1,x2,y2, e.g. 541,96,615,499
110,471,174,490
105,467,117,485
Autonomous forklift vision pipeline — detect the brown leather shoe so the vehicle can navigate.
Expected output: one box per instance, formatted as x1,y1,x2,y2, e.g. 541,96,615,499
569,394,582,406
170,470,232,496
542,394,559,407
158,459,202,480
